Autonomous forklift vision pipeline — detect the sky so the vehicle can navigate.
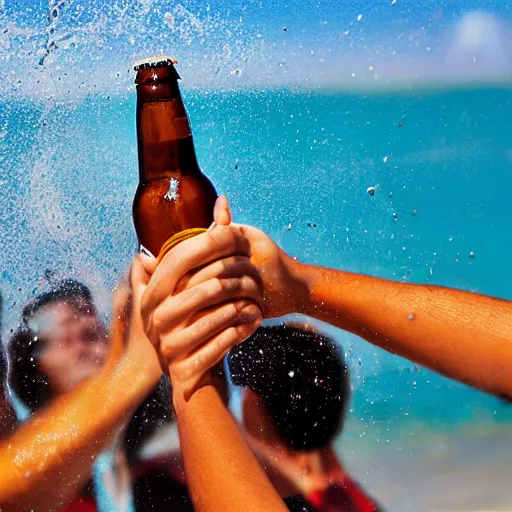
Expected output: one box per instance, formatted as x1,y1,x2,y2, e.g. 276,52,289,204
0,0,511,98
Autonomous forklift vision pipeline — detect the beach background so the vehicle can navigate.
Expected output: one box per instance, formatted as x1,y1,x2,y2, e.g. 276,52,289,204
1,1,512,510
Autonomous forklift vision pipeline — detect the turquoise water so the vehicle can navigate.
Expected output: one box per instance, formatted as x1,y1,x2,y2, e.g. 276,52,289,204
2,88,512,420
2,86,512,509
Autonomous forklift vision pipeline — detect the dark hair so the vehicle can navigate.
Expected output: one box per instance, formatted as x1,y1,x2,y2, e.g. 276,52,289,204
8,279,97,413
124,366,231,465
124,376,174,465
0,291,6,386
228,324,349,451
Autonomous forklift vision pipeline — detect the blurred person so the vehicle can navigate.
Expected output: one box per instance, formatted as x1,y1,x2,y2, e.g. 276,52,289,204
8,279,131,512
0,249,263,511
0,292,17,440
228,324,380,512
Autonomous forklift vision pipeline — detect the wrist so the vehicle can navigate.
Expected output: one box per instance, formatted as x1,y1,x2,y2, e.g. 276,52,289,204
286,258,314,316
171,371,216,414
121,342,163,392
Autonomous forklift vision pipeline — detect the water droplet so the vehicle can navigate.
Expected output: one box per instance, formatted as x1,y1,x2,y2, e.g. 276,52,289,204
367,184,379,196
469,251,475,259
383,156,388,163
357,14,363,21
288,371,295,378
408,313,415,320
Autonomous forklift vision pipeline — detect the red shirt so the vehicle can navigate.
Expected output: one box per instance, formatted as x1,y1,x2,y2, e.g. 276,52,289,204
60,497,97,512
307,479,380,512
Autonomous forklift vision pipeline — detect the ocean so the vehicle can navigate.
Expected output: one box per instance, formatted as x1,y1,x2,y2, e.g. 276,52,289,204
1,86,512,510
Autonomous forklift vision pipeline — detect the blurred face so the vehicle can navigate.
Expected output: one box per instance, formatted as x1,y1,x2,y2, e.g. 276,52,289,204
32,301,108,395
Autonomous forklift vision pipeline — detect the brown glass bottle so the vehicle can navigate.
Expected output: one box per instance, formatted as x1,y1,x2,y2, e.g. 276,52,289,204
133,56,217,259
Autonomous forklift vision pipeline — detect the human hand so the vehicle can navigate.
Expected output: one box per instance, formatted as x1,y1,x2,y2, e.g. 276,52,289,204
139,240,263,401
107,255,162,381
181,196,309,318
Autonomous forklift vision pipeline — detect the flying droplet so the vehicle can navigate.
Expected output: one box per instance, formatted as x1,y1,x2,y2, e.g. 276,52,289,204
367,184,379,196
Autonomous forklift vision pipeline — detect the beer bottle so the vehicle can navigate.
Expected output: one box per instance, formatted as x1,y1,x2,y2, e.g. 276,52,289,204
132,56,217,261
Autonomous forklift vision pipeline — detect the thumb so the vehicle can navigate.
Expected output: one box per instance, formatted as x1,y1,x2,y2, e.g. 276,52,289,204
139,252,158,276
213,195,232,226
130,254,151,314
107,278,131,365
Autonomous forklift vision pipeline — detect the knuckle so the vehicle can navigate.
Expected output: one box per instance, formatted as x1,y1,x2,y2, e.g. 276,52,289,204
234,323,252,341
227,302,240,320
160,338,175,363
225,278,242,295
213,277,225,295
182,362,196,382
151,308,166,332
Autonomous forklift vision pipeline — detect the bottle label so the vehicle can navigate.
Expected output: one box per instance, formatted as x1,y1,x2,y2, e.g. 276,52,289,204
139,244,156,259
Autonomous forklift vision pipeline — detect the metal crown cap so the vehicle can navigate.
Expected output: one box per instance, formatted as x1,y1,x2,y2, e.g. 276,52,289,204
133,55,178,71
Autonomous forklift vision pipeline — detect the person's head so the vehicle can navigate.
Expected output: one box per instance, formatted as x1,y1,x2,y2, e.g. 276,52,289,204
124,366,231,465
8,279,108,412
228,323,349,452
0,290,6,393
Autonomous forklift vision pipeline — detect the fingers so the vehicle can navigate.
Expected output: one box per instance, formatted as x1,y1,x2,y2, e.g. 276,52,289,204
138,252,158,276
130,254,150,310
160,300,261,364
213,195,232,226
170,316,262,401
145,273,262,342
178,256,263,294
142,226,251,318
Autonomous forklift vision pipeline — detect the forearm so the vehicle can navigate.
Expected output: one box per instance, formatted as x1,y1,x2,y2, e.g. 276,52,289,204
0,345,159,510
296,263,512,398
173,382,288,512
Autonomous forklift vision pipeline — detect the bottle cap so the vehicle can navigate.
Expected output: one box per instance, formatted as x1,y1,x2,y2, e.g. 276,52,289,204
133,55,179,71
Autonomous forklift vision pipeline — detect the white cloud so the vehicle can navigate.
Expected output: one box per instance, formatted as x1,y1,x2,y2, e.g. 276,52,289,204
445,11,512,77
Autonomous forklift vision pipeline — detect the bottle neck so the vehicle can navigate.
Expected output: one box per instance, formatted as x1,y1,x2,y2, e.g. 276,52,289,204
136,81,200,182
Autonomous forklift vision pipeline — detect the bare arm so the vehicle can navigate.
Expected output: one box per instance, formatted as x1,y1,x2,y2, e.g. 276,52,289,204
0,274,162,511
173,383,288,512
294,264,512,399
139,200,289,512
179,196,512,400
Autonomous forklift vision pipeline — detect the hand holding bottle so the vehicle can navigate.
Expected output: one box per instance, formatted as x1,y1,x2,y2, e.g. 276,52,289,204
137,244,263,401
173,196,310,319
